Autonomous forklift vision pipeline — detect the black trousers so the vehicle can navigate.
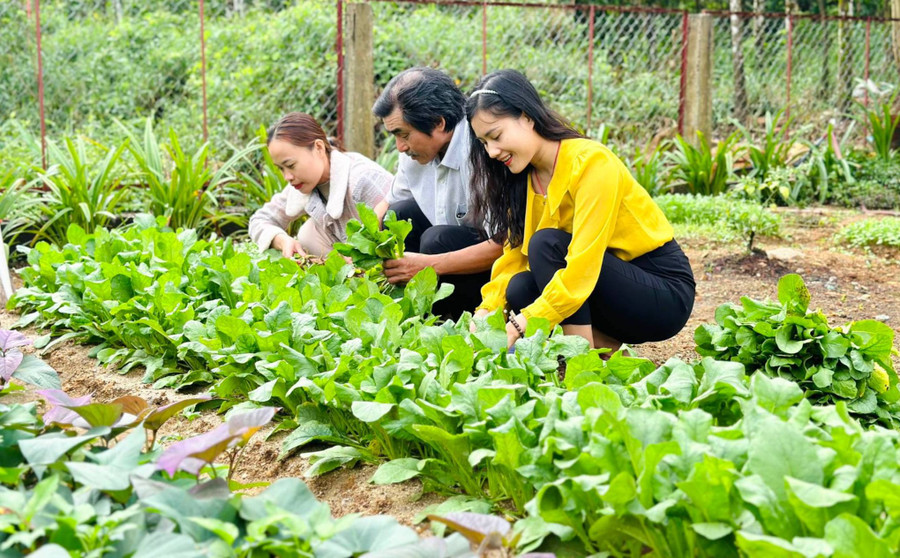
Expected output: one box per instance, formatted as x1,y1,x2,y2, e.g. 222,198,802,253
506,228,695,344
389,199,490,320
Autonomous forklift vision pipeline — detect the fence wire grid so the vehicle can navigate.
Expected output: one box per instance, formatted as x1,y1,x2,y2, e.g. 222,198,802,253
1,0,899,168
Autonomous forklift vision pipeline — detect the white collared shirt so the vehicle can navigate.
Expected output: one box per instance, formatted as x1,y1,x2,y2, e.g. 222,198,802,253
248,150,392,250
387,119,475,228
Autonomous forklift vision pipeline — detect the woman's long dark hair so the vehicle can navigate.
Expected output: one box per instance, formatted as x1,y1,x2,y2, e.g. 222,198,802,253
466,70,583,248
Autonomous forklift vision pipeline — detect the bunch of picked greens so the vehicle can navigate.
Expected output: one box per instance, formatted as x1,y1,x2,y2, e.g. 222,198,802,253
695,273,899,426
335,203,413,268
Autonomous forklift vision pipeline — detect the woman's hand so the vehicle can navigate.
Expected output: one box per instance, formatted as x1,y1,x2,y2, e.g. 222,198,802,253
273,233,306,259
469,309,490,333
506,312,526,349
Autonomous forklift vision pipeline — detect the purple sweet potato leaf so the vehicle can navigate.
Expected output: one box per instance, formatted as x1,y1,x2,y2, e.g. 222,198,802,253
110,395,151,417
0,350,23,382
427,512,511,547
39,389,93,427
226,407,277,444
178,457,208,476
67,403,124,428
155,408,277,477
0,330,31,352
155,424,239,476
143,395,212,432
102,396,151,428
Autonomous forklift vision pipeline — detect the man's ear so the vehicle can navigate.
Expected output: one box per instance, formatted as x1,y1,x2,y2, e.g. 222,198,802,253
436,117,447,133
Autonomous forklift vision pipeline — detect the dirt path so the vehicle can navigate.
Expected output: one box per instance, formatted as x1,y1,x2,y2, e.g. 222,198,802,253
3,208,898,526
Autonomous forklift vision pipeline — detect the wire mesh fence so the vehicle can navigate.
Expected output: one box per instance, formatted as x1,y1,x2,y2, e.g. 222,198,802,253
586,10,684,141
369,2,685,149
1,0,339,160
2,0,899,168
710,13,899,139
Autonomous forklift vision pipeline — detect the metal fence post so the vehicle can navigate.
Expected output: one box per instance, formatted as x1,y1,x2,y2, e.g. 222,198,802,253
785,14,792,132
863,18,871,138
682,13,713,145
344,2,375,158
482,1,487,74
587,5,594,133
200,0,208,144
678,11,689,136
336,0,345,145
35,0,46,170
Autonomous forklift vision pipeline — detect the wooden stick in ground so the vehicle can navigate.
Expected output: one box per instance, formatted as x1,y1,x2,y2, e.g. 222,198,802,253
0,225,14,305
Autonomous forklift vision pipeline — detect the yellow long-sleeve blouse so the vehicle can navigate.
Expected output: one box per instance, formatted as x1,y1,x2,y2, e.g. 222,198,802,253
478,138,674,327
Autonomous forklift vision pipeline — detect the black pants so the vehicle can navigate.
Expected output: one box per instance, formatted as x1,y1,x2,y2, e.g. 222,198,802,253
389,199,490,320
506,228,695,344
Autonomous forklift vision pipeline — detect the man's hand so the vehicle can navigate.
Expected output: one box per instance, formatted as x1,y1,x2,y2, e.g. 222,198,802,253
272,233,306,259
383,252,434,284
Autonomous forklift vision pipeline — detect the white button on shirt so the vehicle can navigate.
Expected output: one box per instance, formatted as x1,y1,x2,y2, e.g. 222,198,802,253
387,119,475,228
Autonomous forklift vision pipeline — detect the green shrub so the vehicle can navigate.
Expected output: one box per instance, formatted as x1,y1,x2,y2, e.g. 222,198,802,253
833,218,900,250
832,180,900,210
732,165,813,207
0,171,40,245
829,157,900,210
655,193,781,251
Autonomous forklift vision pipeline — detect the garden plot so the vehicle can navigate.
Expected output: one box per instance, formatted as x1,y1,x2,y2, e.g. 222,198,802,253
2,208,898,556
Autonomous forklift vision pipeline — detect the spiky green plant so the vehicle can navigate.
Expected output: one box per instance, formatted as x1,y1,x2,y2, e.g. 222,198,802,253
119,118,260,233
734,109,796,180
31,137,129,247
665,131,738,196
867,93,900,161
629,144,667,196
213,126,284,236
0,171,39,244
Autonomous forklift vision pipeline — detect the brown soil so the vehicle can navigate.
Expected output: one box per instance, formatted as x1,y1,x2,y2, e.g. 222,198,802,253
2,207,899,528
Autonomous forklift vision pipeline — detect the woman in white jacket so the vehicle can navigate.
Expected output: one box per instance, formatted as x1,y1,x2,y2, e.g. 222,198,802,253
249,112,393,258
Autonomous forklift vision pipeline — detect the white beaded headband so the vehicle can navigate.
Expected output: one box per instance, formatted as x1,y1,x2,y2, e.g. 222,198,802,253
470,89,498,98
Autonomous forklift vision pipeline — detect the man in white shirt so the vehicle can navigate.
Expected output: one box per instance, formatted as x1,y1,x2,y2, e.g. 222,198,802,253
372,67,502,320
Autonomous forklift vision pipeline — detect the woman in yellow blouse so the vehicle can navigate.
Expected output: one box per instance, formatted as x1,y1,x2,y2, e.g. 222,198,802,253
467,70,695,351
